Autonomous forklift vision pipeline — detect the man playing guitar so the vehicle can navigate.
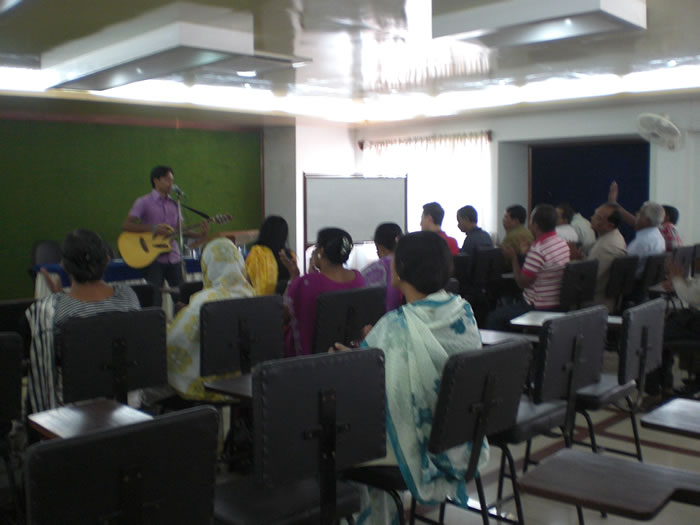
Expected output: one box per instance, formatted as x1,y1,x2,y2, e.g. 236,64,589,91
122,165,208,306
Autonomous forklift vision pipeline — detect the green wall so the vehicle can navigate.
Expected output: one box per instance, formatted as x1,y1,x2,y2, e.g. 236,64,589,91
0,118,262,299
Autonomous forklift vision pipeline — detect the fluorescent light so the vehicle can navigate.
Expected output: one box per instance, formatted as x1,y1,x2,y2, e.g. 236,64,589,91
0,66,60,92
292,62,307,69
236,70,257,78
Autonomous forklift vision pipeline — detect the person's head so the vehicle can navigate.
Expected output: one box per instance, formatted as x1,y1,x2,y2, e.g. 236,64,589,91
556,203,574,226
530,204,557,236
457,205,478,233
150,165,174,194
61,229,110,284
392,231,453,296
635,201,665,230
591,203,622,234
420,202,445,231
373,222,403,257
315,227,353,268
503,205,527,231
201,238,251,292
256,215,289,253
662,205,679,225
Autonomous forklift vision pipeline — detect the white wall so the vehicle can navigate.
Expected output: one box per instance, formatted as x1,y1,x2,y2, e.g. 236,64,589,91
294,121,356,261
263,126,297,248
354,96,700,244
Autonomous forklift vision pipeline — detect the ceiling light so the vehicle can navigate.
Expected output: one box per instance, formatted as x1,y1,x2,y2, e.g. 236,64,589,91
0,0,21,14
236,71,256,78
292,62,307,69
433,0,646,48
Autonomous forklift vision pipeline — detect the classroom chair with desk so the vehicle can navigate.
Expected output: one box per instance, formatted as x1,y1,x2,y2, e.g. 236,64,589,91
344,339,532,525
213,349,386,525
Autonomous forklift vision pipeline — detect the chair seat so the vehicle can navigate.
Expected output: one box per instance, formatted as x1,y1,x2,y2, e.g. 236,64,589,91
214,476,360,525
491,395,567,444
576,373,636,410
343,465,407,492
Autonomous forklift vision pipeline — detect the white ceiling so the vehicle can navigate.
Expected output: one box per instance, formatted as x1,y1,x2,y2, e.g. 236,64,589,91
0,0,699,122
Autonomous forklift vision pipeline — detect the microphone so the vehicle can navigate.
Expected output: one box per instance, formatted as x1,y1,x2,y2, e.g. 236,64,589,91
172,184,186,197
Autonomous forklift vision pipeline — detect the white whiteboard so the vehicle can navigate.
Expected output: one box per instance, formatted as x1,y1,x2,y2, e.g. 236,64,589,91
304,174,407,244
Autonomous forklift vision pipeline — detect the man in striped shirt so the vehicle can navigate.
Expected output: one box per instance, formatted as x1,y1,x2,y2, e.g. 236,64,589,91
486,204,570,330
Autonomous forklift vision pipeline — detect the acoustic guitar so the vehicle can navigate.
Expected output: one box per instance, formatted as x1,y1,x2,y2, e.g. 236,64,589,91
118,214,232,269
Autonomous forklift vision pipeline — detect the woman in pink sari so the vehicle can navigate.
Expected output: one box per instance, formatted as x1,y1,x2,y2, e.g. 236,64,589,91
281,227,365,356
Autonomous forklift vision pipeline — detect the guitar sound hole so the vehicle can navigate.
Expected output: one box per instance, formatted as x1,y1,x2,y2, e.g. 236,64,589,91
140,238,149,253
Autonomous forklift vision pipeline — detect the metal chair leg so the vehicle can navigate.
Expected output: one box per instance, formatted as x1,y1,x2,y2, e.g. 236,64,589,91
501,445,525,525
410,496,416,525
626,396,643,462
580,410,599,453
475,475,490,525
496,451,507,502
523,439,532,473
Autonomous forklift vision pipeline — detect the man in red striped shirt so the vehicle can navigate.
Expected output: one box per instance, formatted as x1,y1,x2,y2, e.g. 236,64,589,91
486,204,570,330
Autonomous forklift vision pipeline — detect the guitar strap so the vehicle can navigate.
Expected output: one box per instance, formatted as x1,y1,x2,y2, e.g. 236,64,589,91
179,202,211,220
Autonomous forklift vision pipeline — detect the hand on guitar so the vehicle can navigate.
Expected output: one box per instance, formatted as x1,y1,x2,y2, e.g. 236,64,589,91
153,223,174,236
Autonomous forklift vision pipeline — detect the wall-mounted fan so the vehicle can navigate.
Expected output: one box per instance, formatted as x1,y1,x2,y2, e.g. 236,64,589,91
637,113,684,151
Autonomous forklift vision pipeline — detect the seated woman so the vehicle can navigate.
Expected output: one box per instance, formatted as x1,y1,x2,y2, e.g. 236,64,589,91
282,227,365,356
245,215,296,295
167,238,254,401
360,222,403,311
26,229,140,413
344,231,486,524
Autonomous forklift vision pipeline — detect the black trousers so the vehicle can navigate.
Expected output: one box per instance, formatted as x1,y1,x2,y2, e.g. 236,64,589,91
142,261,183,307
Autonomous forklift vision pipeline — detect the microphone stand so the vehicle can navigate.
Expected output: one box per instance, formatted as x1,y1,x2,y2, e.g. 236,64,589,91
175,192,186,281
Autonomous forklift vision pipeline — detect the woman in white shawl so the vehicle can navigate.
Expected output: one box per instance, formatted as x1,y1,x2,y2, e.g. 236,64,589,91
167,238,254,401
342,231,487,525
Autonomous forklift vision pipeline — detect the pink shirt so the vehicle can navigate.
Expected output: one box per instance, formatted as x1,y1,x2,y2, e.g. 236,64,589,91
521,231,570,309
129,190,183,264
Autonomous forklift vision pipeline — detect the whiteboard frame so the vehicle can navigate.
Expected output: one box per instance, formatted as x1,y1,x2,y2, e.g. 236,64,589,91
303,173,407,249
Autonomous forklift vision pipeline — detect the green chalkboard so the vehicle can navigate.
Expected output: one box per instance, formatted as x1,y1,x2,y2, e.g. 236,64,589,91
0,119,262,299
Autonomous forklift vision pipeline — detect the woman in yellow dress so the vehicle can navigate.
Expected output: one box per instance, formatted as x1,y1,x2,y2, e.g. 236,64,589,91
245,215,295,295
167,238,254,400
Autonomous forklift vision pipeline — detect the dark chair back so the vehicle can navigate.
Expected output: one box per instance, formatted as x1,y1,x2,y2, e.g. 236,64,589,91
559,260,599,311
129,283,156,308
535,306,608,404
472,247,505,288
0,298,34,357
0,333,23,435
312,287,386,354
452,254,473,296
618,299,666,386
694,243,700,277
179,281,204,304
31,240,62,266
59,308,167,404
639,254,667,290
444,277,460,295
430,340,531,479
200,295,284,376
605,255,639,313
26,406,218,525
252,350,386,522
671,246,695,278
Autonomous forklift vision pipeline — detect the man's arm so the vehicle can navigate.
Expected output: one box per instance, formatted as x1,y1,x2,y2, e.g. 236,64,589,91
122,215,173,236
504,244,536,289
608,181,636,226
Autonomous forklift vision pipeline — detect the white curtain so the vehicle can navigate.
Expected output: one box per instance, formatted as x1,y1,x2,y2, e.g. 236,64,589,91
361,132,492,242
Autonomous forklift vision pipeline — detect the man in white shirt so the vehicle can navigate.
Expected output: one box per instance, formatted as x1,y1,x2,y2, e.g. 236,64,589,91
570,209,596,253
626,201,666,277
555,203,579,243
